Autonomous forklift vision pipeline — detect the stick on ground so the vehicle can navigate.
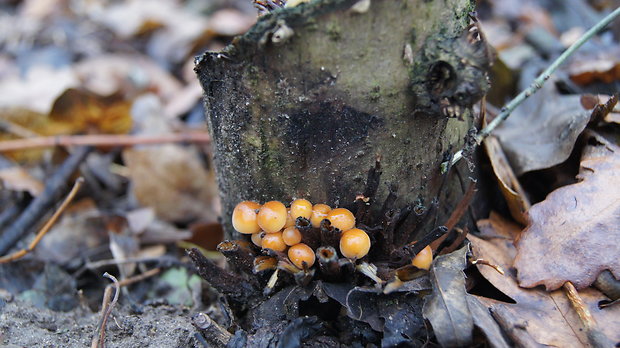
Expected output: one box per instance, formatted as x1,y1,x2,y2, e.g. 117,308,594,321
0,146,92,255
0,177,84,263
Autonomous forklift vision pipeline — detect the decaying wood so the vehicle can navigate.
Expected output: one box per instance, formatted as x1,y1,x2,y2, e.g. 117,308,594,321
195,0,490,239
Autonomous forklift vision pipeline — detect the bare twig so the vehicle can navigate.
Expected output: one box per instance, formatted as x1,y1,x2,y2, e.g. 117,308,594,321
0,118,40,138
439,227,469,255
92,273,120,348
0,145,92,255
0,132,211,152
192,312,232,347
116,268,161,287
90,268,161,348
563,281,613,348
471,258,504,275
447,6,620,169
429,182,476,251
0,177,84,263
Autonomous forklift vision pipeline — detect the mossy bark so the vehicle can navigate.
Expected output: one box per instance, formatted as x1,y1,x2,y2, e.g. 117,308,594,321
195,0,489,238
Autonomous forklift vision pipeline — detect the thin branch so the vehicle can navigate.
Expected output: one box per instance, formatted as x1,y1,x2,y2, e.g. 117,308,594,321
0,132,211,152
448,6,620,168
116,267,161,287
0,146,92,255
92,273,120,348
563,281,613,348
0,177,84,263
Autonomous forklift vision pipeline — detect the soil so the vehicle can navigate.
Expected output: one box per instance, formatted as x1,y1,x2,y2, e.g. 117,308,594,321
0,298,199,347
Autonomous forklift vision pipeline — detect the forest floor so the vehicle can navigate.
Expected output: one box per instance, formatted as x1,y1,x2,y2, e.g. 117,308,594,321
0,0,619,347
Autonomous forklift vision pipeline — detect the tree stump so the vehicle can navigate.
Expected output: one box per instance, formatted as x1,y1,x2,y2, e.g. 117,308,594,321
195,0,490,238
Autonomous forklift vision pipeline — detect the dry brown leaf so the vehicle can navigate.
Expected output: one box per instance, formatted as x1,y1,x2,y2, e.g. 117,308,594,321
468,218,620,347
568,45,620,85
0,108,57,162
123,144,219,223
514,140,620,291
0,167,44,196
49,88,133,135
494,78,590,175
476,211,521,241
484,136,530,225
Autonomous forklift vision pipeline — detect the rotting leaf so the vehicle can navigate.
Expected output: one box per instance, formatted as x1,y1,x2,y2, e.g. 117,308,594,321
514,138,620,291
494,77,590,175
422,246,473,348
249,283,318,328
346,285,426,346
469,227,620,346
276,316,323,348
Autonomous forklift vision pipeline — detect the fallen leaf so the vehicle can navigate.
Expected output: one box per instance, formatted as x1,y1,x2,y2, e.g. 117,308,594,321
148,267,202,306
277,316,323,348
476,211,521,240
469,224,620,346
568,45,620,85
49,88,133,135
514,139,620,290
35,199,108,265
0,166,44,196
123,144,219,223
345,285,426,346
422,246,473,348
73,54,183,101
494,78,590,175
465,295,510,348
484,135,530,225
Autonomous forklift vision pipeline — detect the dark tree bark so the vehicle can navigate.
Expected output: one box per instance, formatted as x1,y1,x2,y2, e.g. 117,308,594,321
195,0,490,238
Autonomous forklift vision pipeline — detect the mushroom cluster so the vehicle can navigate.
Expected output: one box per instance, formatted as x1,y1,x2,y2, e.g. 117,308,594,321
232,199,371,271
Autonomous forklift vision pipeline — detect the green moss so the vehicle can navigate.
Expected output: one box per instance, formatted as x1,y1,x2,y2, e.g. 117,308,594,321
326,22,342,41
369,85,381,101
244,133,262,148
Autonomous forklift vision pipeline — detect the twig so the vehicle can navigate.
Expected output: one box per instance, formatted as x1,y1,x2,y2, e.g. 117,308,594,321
0,146,92,255
75,255,182,277
192,312,233,347
448,6,620,168
116,267,161,287
92,273,120,348
90,268,161,348
0,132,211,152
0,177,84,263
563,281,613,348
439,227,469,255
429,182,476,251
471,258,504,275
0,118,40,138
